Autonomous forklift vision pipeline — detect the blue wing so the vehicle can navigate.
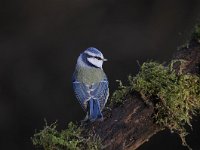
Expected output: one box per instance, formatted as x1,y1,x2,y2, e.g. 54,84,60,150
73,78,109,112
90,79,109,111
73,81,90,112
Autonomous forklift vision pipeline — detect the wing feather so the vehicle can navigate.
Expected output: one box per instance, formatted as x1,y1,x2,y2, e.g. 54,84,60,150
73,81,90,111
91,79,109,110
73,76,109,112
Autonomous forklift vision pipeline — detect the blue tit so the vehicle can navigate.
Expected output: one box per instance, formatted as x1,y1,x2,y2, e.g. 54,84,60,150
72,47,109,122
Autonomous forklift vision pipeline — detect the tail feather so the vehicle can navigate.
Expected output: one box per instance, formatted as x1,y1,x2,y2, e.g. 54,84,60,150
89,99,103,122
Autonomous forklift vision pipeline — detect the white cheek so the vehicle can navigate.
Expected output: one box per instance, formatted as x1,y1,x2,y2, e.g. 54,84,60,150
87,58,103,68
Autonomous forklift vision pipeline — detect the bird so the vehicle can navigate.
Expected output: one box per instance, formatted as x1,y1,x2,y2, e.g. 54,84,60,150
72,47,109,122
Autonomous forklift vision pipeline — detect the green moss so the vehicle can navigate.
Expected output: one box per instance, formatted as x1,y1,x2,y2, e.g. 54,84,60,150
192,24,200,43
110,80,131,106
31,121,101,150
111,61,200,149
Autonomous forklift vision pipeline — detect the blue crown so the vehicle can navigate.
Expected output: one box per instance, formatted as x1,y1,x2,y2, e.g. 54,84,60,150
85,47,102,56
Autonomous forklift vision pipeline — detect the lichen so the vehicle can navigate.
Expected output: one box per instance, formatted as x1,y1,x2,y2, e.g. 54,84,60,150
111,61,200,149
31,121,101,150
177,42,190,50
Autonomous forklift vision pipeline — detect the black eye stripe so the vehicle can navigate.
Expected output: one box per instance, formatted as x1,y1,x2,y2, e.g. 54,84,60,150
85,53,93,58
86,53,102,60
94,56,102,60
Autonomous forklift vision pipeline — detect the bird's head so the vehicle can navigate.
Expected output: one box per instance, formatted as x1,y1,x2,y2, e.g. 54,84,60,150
81,47,107,68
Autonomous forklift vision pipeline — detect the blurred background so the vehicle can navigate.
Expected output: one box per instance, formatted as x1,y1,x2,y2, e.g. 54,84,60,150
0,0,200,149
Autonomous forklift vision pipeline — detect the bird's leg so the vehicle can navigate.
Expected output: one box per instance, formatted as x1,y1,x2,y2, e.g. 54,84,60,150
80,112,89,126
83,112,89,121
104,106,112,111
81,101,90,125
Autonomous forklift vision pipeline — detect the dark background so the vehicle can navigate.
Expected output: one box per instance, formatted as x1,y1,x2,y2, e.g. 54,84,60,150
0,0,200,149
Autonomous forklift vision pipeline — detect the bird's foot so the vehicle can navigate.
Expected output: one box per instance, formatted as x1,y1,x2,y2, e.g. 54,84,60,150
104,107,112,111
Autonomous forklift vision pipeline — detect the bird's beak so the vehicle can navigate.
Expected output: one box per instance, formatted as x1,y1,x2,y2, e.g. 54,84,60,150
103,58,108,61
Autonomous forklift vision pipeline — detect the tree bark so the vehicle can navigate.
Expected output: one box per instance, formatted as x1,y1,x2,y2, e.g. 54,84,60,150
87,40,200,150
92,93,160,150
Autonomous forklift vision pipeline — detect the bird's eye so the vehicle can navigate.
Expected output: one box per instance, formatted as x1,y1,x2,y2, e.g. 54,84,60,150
94,56,102,60
86,53,102,60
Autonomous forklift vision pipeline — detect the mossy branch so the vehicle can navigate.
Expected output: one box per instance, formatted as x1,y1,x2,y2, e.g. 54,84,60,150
32,121,102,150
32,24,200,150
111,61,200,149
